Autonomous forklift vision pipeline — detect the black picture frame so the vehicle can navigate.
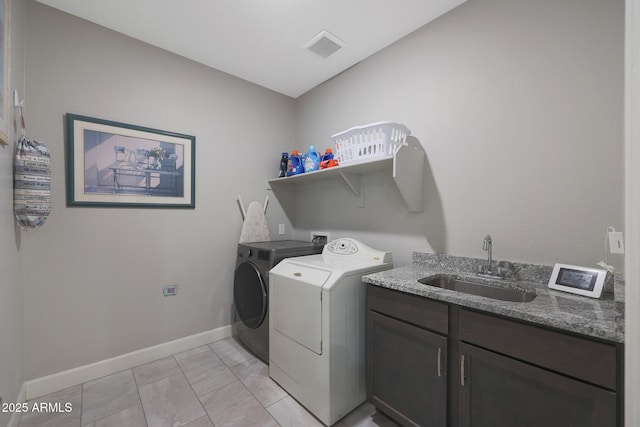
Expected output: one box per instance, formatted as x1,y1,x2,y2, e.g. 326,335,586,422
65,113,195,208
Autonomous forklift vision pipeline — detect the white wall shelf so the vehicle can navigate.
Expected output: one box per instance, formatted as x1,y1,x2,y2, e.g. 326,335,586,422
268,138,426,218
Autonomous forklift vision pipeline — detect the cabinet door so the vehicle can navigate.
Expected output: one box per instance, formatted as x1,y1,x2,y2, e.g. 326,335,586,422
458,342,617,427
367,310,447,427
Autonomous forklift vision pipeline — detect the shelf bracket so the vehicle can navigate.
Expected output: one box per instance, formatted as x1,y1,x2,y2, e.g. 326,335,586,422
393,137,425,212
338,171,364,207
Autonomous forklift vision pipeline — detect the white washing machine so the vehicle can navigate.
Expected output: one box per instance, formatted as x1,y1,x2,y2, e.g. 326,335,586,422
269,238,393,426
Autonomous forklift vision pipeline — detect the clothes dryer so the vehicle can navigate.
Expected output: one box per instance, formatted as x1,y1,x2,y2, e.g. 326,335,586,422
269,238,393,425
234,240,323,363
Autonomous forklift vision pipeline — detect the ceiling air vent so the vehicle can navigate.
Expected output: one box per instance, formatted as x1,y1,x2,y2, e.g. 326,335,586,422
304,30,346,58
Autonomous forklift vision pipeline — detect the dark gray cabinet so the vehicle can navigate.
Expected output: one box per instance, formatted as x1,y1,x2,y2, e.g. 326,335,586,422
367,311,447,426
366,284,449,426
458,342,616,427
366,284,623,427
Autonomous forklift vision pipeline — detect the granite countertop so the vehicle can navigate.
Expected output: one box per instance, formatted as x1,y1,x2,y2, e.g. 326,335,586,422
362,253,625,343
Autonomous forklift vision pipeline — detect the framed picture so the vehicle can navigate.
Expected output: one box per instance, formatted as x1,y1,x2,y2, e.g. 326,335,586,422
66,113,195,208
0,0,10,146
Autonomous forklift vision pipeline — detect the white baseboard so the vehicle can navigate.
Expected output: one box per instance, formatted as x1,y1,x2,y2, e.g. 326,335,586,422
24,325,232,401
7,382,26,427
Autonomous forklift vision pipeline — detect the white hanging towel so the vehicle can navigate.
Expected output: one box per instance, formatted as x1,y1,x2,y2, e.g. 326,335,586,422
239,201,271,243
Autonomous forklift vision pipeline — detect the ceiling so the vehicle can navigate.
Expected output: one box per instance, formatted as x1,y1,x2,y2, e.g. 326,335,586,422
35,0,467,98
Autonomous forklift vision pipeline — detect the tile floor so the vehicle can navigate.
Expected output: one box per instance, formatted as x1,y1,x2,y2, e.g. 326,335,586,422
18,337,398,427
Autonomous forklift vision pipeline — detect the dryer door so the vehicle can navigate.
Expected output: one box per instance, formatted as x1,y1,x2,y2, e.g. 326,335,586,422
234,261,267,329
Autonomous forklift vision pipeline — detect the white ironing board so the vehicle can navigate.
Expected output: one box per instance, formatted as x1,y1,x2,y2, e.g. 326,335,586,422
239,201,271,243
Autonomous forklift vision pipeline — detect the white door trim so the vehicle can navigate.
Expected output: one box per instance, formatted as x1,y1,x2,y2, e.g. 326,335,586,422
625,0,640,425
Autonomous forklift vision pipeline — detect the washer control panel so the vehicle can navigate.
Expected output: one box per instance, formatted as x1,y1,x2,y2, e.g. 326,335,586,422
326,239,359,255
323,238,392,264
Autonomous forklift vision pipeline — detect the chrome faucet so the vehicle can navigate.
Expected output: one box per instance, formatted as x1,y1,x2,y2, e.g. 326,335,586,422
478,235,515,279
483,235,493,273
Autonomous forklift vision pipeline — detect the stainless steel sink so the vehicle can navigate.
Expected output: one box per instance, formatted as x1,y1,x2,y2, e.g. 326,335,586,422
418,275,537,303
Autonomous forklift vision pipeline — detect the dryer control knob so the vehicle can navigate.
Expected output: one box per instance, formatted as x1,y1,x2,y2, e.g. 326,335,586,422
238,248,252,258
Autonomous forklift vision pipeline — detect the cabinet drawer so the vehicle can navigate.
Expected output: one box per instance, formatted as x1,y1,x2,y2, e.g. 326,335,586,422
458,309,617,390
367,285,448,334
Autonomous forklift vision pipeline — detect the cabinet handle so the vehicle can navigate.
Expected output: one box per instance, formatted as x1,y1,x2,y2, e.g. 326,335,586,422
460,355,466,386
437,347,442,378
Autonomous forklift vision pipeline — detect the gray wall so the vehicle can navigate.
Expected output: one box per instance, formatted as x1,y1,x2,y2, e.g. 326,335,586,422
294,0,624,268
0,0,27,424
23,1,294,380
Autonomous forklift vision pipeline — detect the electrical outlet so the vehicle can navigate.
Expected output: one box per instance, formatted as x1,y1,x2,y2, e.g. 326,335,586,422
278,224,285,235
163,285,179,296
609,231,625,254
311,231,331,245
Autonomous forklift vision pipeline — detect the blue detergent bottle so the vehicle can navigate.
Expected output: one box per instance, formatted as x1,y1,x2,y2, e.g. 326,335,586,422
321,148,334,162
303,145,321,172
287,150,304,176
320,148,335,169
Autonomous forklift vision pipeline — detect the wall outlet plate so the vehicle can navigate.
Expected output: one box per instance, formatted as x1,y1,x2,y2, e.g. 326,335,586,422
163,285,179,296
609,231,625,254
